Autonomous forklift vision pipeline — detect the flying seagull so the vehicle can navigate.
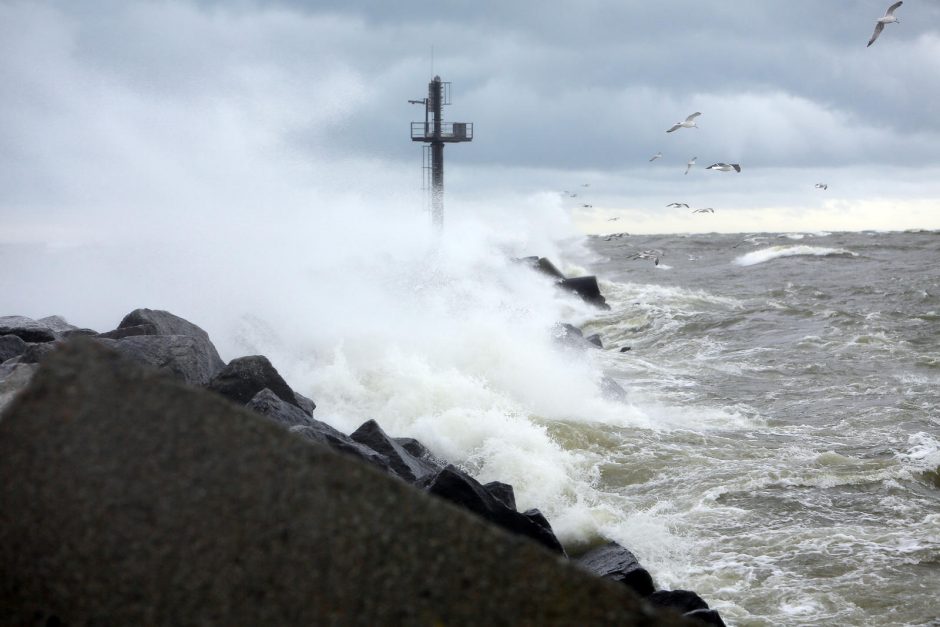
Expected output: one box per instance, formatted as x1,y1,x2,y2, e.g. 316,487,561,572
649,152,663,162
667,202,690,208
692,208,715,213
815,183,828,190
685,156,697,175
666,112,702,133
608,217,620,221
706,163,742,173
868,1,903,47
580,204,593,208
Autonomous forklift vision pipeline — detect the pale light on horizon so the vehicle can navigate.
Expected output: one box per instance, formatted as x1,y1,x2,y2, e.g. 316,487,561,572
573,198,940,235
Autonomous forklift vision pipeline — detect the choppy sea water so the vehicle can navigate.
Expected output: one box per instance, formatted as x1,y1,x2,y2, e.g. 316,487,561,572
5,228,938,626
576,230,940,626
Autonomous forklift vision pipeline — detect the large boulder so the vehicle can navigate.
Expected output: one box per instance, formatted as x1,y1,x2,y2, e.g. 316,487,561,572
112,308,225,375
647,590,710,614
685,609,727,626
37,315,97,339
394,436,448,471
290,424,392,472
245,388,313,429
647,591,725,626
350,419,443,483
17,342,62,365
100,335,221,387
575,542,656,597
0,339,692,626
552,323,608,352
516,256,567,281
0,316,55,343
422,465,567,556
0,361,39,415
559,276,610,310
0,335,27,364
98,324,157,340
553,322,590,350
207,355,310,413
483,481,516,511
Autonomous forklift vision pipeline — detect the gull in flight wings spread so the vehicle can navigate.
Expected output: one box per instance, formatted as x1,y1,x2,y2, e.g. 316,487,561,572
868,1,903,47
666,112,701,133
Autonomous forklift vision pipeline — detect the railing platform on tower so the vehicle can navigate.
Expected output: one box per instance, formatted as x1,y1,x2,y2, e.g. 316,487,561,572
410,122,474,143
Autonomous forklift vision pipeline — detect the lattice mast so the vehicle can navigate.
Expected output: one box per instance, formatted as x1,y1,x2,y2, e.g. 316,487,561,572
410,76,473,231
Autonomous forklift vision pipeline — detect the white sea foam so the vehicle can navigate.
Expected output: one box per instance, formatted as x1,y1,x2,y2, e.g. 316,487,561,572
733,245,858,267
897,432,940,473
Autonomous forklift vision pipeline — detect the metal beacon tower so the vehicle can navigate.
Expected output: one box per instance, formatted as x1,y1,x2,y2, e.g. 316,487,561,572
410,76,473,231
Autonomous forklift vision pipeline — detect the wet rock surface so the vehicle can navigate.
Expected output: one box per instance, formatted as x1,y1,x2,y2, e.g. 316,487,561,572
0,339,697,626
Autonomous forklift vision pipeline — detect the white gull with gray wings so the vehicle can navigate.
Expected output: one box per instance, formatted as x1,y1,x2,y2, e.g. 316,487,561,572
868,1,903,47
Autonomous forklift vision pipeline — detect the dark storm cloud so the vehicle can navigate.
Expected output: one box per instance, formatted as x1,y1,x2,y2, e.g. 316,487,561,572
1,0,938,228
234,0,940,170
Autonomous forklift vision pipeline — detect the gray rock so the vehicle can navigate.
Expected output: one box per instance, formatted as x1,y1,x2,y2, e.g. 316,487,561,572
114,308,225,375
553,323,605,352
0,339,690,626
647,590,710,614
37,315,76,332
61,328,99,338
0,335,27,364
585,333,604,348
0,316,55,343
600,376,628,402
246,388,312,429
36,315,96,338
483,481,517,511
18,342,61,364
516,256,567,281
107,334,221,387
536,257,567,280
575,542,656,597
289,424,392,472
98,324,157,340
559,276,611,310
207,355,307,412
685,608,727,626
350,419,441,483
293,391,317,416
0,361,39,416
553,322,586,349
422,465,567,556
394,436,447,472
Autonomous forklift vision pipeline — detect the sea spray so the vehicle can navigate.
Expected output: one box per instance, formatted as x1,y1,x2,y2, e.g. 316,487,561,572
733,244,858,266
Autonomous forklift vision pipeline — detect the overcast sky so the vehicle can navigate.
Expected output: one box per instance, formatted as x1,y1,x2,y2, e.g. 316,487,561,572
2,0,940,238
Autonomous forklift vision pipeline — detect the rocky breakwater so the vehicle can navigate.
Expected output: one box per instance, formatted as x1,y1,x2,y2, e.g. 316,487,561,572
0,309,725,626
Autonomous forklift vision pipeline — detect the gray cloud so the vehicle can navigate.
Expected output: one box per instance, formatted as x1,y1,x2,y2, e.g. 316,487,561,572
1,0,938,239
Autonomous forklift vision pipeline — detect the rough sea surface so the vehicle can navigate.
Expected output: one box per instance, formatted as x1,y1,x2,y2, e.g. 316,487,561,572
5,229,938,626
579,229,940,626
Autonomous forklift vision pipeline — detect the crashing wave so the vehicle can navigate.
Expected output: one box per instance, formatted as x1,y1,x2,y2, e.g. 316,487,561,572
733,245,858,267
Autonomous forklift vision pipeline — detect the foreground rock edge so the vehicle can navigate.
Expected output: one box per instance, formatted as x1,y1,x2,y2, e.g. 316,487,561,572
0,339,698,626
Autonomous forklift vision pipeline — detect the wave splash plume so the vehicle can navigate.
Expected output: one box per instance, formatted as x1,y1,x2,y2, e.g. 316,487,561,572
733,245,858,267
